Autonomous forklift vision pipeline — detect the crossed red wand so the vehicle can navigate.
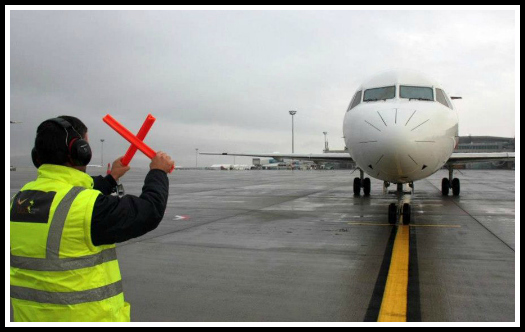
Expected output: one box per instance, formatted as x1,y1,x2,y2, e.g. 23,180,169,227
103,114,174,173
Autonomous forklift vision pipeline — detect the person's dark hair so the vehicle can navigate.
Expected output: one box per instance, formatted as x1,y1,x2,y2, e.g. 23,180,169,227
34,116,88,166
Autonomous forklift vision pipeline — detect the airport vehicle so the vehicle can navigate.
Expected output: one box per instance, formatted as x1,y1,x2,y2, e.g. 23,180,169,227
201,70,515,224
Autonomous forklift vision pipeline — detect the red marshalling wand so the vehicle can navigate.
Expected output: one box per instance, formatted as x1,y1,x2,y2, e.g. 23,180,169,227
121,114,156,166
103,114,174,173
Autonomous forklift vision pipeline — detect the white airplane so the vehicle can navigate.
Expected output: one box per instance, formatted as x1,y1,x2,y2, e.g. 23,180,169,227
201,70,515,224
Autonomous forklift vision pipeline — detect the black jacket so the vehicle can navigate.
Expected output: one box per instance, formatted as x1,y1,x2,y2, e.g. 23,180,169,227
91,170,169,246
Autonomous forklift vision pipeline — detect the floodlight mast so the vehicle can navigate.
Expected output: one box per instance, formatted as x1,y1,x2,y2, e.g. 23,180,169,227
289,110,297,153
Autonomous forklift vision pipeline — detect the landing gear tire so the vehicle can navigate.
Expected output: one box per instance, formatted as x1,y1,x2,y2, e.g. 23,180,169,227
363,178,371,196
441,178,450,196
388,203,397,225
353,178,361,196
402,203,411,225
452,178,460,196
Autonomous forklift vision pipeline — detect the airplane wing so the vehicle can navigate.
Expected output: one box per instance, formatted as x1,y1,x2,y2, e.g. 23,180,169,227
201,151,514,166
446,152,515,166
199,152,354,162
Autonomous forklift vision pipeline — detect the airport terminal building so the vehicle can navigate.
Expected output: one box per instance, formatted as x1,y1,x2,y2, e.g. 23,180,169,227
455,136,515,169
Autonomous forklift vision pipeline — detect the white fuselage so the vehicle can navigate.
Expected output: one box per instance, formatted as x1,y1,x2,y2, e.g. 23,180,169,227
343,71,459,184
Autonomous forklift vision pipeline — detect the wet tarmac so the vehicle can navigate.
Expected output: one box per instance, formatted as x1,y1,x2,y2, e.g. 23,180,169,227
9,168,516,322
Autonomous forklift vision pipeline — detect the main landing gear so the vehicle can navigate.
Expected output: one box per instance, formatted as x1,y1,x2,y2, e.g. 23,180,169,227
353,168,371,196
442,167,460,196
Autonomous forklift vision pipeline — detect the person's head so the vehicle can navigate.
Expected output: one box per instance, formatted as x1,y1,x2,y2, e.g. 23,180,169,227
32,116,92,172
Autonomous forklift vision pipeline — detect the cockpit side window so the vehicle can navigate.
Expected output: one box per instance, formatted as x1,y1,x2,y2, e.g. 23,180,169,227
400,86,433,101
436,88,453,109
348,90,362,111
363,86,396,102
443,90,454,109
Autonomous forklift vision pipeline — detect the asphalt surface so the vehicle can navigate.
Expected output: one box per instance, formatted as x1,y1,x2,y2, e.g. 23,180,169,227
9,167,516,322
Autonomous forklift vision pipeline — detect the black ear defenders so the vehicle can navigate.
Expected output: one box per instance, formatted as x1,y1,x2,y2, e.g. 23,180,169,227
32,117,92,168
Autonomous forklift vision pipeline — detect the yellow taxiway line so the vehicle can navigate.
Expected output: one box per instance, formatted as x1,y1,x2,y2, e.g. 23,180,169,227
347,222,461,228
378,225,410,322
347,220,460,321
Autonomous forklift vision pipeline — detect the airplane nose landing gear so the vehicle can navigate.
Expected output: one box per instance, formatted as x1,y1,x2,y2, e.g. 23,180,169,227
387,184,413,225
352,172,413,224
387,202,411,225
388,203,397,224
402,203,411,225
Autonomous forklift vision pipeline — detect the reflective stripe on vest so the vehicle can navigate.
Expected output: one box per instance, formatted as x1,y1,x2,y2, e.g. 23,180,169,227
46,187,85,259
10,186,120,304
11,281,123,305
10,248,117,271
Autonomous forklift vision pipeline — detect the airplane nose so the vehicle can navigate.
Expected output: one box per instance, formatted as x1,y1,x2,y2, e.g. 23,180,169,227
366,108,428,181
380,138,418,179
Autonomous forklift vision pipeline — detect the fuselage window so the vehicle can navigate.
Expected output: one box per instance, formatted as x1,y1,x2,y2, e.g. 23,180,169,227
436,88,453,109
400,86,433,101
348,90,362,111
363,86,396,102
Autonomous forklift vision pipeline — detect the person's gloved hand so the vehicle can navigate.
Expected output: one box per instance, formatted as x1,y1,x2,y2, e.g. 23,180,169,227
110,156,131,181
150,152,175,174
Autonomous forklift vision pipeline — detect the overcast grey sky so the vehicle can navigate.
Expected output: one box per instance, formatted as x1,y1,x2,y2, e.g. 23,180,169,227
8,8,518,169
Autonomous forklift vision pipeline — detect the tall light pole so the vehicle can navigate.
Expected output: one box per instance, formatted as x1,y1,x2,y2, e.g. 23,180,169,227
195,148,199,169
323,132,328,152
100,139,105,166
289,110,297,153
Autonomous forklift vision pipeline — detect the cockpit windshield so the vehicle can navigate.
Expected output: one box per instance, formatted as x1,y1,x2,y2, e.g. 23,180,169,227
400,86,433,101
363,86,395,102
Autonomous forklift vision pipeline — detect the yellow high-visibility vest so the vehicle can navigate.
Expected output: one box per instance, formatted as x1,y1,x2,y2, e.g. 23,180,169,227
10,164,130,322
